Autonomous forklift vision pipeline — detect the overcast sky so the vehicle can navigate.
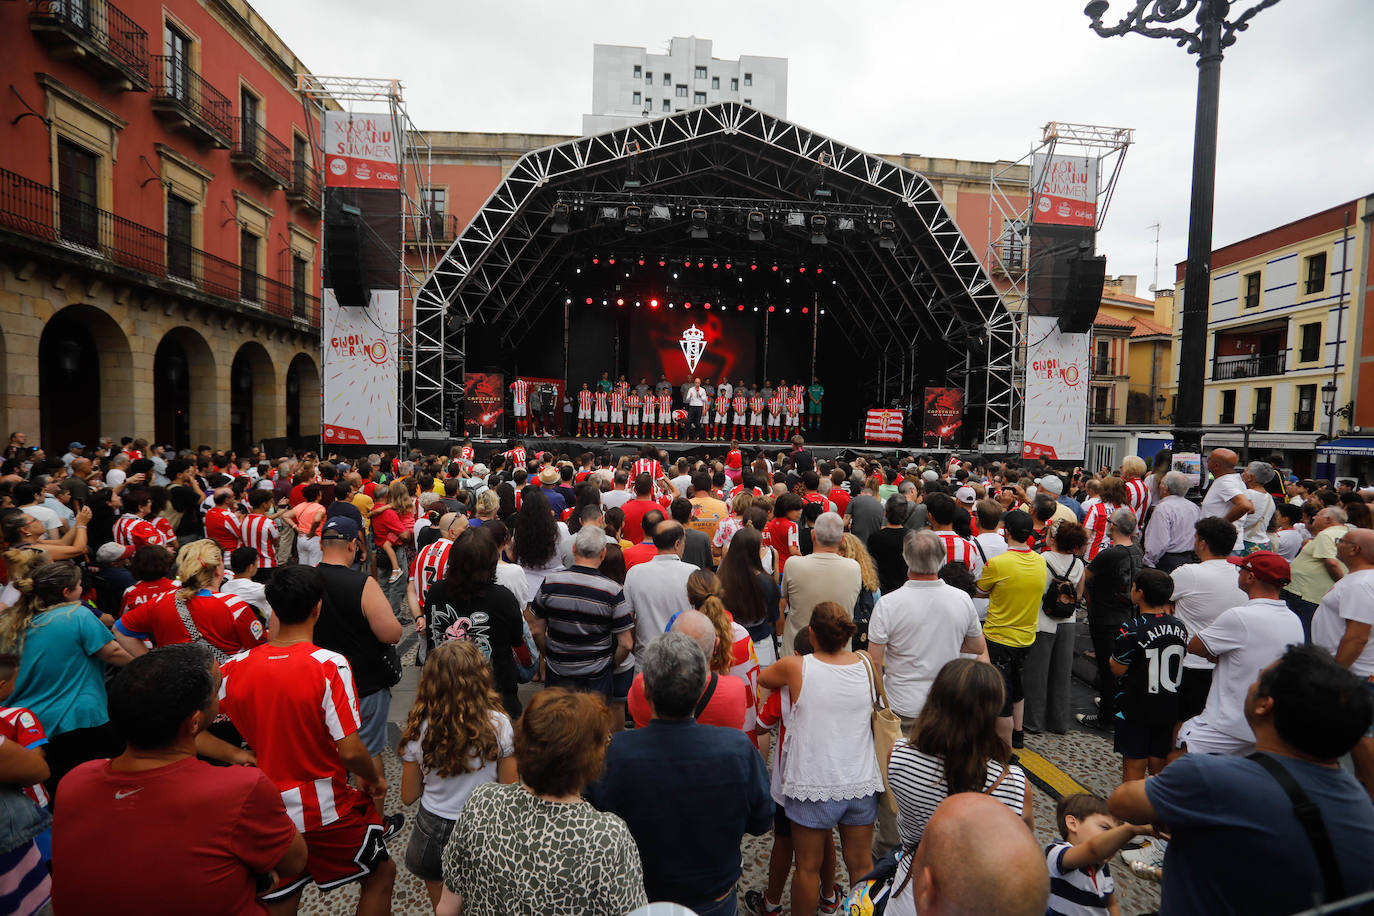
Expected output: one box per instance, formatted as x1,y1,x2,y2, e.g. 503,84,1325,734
261,0,1374,290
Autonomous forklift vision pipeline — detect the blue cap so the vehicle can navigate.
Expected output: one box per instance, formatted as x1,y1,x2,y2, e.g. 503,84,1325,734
322,516,359,540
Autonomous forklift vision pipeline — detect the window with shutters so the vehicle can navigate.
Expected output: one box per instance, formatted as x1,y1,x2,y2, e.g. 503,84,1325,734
57,138,99,249
166,193,194,280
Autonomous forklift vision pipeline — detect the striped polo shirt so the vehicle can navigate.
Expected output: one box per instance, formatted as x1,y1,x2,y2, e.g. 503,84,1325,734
1046,840,1114,915
530,565,633,678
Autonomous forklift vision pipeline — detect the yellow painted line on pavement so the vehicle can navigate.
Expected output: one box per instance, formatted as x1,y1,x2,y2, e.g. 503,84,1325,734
1016,748,1091,800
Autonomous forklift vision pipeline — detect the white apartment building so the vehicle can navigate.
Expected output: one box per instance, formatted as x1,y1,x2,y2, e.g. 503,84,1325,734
582,36,787,135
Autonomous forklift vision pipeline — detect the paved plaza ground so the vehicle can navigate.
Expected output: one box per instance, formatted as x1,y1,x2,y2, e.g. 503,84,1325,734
300,624,1162,916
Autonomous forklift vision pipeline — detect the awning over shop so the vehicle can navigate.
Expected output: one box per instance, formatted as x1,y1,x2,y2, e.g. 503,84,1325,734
1315,437,1374,457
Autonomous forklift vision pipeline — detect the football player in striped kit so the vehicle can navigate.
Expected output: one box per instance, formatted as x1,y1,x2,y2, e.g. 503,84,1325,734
749,391,765,442
576,383,593,437
647,386,662,438
626,390,642,439
766,392,784,442
593,387,609,436
712,389,731,440
609,388,626,437
784,392,802,434
510,377,530,437
657,389,673,440
732,391,749,442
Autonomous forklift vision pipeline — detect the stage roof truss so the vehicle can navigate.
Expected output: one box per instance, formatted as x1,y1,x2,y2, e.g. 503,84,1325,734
414,102,1014,443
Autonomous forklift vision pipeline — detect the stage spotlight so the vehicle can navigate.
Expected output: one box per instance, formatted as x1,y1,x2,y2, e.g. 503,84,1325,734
684,259,692,267
785,212,805,228
649,205,672,224
785,308,791,314
598,206,620,221
690,208,709,239
725,261,732,269
608,256,615,265
802,307,810,314
750,262,757,271
650,298,659,308
673,272,679,279
836,217,855,232
820,309,826,315
616,297,625,306
684,301,692,309
878,218,897,250
816,267,823,275
704,302,711,310
799,266,806,273
810,214,829,245
585,297,593,304
635,300,641,307
768,305,775,313
550,202,571,235
753,306,759,312
697,261,705,268
575,268,581,274
565,297,572,305
602,299,608,306
625,206,643,233
668,302,674,309
711,261,718,269
658,258,666,267
623,160,641,190
747,210,766,241
771,263,779,272
737,304,744,311
591,256,599,264
637,256,645,265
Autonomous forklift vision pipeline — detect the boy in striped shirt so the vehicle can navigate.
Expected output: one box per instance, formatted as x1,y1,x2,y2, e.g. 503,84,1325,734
1046,793,1150,916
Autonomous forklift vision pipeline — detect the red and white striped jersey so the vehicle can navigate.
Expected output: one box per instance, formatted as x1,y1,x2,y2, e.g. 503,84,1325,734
1124,477,1151,525
658,393,671,414
791,385,805,402
510,378,530,409
459,445,475,462
749,396,764,416
615,381,630,396
715,394,730,414
152,515,176,544
120,578,175,619
631,457,662,488
626,394,641,413
410,538,452,607
733,395,748,415
801,492,836,514
1084,501,1117,559
578,390,593,411
935,530,983,576
641,396,656,419
115,589,267,654
205,505,241,553
507,446,527,467
218,642,365,833
610,392,625,412
768,397,783,416
112,514,169,549
785,397,802,416
238,514,280,568
594,390,608,410
0,706,48,808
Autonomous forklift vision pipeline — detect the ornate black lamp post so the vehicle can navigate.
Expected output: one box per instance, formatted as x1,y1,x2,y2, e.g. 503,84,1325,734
1084,0,1280,453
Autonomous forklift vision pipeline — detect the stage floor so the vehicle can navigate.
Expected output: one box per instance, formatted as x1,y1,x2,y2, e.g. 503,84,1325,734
466,435,912,461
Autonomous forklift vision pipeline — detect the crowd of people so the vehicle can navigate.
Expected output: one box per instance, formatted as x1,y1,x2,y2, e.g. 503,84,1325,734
0,429,1372,915
513,374,825,442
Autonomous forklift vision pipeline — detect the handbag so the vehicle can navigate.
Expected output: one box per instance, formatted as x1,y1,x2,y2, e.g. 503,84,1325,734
174,591,231,665
859,650,904,815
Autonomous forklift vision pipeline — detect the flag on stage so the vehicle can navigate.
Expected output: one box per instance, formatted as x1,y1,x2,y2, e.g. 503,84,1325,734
865,408,904,443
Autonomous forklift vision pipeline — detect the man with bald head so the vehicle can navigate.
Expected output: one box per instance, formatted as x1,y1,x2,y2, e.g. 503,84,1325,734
626,610,749,731
1313,525,1374,797
902,793,1048,916
1200,448,1254,555
589,631,772,915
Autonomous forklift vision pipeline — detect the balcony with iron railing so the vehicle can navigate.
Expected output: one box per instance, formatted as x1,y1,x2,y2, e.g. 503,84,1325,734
1213,352,1286,381
1294,410,1316,432
29,0,150,91
0,167,317,326
1090,407,1120,426
285,160,321,214
406,212,461,246
231,117,292,189
149,55,231,149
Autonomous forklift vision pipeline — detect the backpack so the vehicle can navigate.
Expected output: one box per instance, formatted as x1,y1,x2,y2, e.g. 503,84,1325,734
1042,555,1081,620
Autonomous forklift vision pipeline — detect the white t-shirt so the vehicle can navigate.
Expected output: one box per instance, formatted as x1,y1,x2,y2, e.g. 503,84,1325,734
1240,489,1274,545
495,561,531,610
219,576,273,620
1312,568,1374,676
601,489,632,510
1170,559,1247,670
23,504,62,537
1195,598,1305,741
670,474,693,496
401,711,513,820
868,579,983,718
1038,552,1085,633
971,533,1008,620
1200,473,1247,550
106,468,127,489
1271,528,1304,561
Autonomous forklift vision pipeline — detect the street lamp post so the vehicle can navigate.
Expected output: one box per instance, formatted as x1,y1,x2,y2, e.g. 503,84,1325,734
1084,0,1281,454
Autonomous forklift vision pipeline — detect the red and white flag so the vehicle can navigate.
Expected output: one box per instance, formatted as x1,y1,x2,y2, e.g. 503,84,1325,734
865,408,905,443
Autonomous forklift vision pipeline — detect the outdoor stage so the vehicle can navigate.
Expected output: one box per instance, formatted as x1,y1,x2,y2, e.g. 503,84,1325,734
462,436,921,463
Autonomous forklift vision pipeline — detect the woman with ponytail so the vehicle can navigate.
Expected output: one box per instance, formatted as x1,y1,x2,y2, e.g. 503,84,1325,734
687,569,761,733
1,561,131,796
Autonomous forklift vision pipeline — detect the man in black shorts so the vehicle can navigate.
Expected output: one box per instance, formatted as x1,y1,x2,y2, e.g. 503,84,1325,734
1110,568,1189,781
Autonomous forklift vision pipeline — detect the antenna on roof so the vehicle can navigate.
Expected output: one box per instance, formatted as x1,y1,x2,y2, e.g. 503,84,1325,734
1147,221,1161,292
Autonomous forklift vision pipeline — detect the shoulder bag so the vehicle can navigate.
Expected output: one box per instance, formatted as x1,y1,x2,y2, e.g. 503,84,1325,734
859,650,904,815
1247,752,1346,904
174,591,231,665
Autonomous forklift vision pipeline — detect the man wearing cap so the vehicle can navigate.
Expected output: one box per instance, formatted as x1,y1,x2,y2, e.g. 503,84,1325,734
61,441,85,470
1036,474,1082,524
533,466,566,516
314,515,403,777
1311,526,1374,795
954,485,978,518
1179,550,1304,756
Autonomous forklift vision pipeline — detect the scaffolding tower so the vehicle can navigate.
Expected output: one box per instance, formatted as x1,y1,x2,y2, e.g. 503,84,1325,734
294,75,434,443
985,121,1133,454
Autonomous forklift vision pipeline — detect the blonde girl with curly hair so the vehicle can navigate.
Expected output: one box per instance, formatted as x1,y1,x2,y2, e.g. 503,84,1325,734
398,640,516,906
839,532,882,651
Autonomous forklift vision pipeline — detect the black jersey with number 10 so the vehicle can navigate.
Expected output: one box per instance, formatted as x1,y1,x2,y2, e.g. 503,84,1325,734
1112,613,1190,725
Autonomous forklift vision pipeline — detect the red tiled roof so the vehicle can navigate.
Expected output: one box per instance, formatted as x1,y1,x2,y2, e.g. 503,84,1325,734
1102,292,1156,307
1130,317,1171,338
1093,313,1133,329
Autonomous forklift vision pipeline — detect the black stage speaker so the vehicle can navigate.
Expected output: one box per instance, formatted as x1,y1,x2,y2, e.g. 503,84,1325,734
323,188,402,307
323,216,367,308
1058,255,1107,333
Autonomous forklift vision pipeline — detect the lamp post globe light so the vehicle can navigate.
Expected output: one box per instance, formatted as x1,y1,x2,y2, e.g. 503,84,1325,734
1083,0,1280,455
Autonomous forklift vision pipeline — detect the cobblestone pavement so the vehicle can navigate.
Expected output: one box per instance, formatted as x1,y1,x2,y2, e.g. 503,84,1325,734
302,629,1162,915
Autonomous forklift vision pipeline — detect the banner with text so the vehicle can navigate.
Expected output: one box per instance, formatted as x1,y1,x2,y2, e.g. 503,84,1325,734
865,408,905,444
922,388,965,447
1022,315,1088,461
322,111,401,190
463,372,505,438
1031,153,1097,228
322,288,399,445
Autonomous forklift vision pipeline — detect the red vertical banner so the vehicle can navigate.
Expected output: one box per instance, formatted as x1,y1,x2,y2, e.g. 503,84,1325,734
922,388,964,447
463,372,504,437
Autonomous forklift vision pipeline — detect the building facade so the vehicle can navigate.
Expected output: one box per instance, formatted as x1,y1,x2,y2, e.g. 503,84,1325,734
582,37,787,135
1,0,325,454
1175,196,1374,478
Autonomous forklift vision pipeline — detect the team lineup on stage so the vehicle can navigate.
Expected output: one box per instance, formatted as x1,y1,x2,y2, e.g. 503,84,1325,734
508,374,826,441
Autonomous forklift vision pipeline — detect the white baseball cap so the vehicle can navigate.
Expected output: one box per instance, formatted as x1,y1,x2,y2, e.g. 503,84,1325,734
955,486,976,505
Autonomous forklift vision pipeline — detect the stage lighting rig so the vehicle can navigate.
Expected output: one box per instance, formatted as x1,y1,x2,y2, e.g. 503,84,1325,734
550,202,571,235
690,208,709,239
649,205,672,225
747,210,766,241
810,214,829,245
625,206,643,233
877,218,897,250
623,140,643,189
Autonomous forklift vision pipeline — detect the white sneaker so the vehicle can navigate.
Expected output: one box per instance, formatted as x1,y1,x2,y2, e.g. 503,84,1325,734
1120,837,1168,870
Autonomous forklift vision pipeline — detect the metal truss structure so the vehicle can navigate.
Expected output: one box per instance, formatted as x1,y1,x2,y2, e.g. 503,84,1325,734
295,75,434,440
415,102,1015,447
984,120,1133,452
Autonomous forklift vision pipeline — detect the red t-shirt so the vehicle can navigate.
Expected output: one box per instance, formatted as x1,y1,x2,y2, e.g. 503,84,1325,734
120,578,175,619
627,671,747,730
764,518,800,574
52,757,296,915
620,497,662,545
623,542,658,570
0,706,48,807
828,488,851,515
219,642,365,832
371,507,407,546
205,506,241,553
115,590,266,654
